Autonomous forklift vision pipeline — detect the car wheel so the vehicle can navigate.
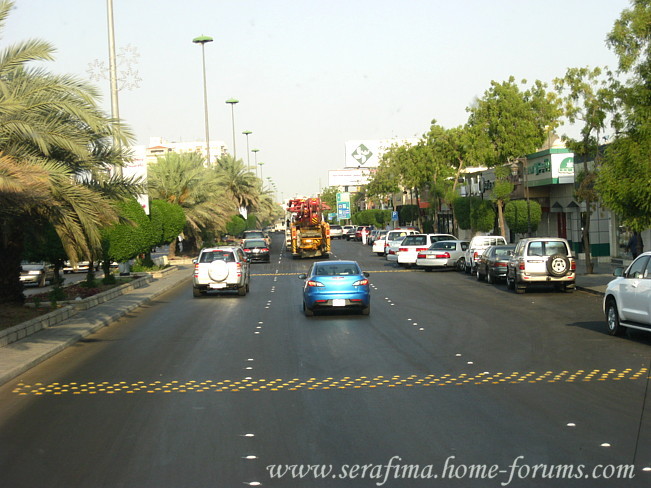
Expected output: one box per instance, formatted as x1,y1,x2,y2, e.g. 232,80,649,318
192,287,203,298
506,272,515,290
486,270,493,284
605,299,624,336
246,282,250,293
547,254,570,277
362,304,371,316
563,282,574,293
424,267,433,272
38,274,47,287
238,285,247,296
456,258,465,272
476,267,483,281
303,301,314,317
376,252,384,256
515,283,526,294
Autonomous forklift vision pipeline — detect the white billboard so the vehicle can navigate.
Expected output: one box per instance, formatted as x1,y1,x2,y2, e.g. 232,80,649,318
328,168,374,187
344,138,419,168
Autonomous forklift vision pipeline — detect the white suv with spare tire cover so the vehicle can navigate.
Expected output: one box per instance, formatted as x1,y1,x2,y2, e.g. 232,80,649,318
192,246,251,297
506,237,576,293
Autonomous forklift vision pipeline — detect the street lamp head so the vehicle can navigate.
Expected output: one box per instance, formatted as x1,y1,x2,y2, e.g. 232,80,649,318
242,130,252,135
252,148,260,153
226,98,239,105
192,35,213,44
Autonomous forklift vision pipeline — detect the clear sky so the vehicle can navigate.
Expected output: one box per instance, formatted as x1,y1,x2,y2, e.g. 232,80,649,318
4,0,631,202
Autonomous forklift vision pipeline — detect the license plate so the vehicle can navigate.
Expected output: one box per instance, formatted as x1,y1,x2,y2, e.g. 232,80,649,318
333,299,346,307
209,283,226,289
253,249,260,253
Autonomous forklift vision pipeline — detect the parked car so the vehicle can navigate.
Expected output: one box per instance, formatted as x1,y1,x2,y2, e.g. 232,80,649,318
396,233,457,267
603,252,651,336
20,263,58,287
329,225,344,239
298,260,370,316
475,245,516,283
384,229,420,261
241,238,270,263
192,246,251,297
416,240,469,271
368,229,387,247
242,230,271,248
354,226,373,242
506,237,576,293
462,235,509,274
62,260,98,273
344,227,357,241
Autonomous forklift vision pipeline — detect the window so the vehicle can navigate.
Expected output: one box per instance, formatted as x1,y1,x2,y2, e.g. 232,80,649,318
627,256,649,279
200,250,235,263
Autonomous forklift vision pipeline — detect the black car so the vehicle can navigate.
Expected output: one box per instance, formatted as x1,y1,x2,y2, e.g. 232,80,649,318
476,245,516,284
242,238,270,263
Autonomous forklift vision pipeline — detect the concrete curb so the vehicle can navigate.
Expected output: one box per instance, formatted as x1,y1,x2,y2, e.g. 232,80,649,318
0,269,191,388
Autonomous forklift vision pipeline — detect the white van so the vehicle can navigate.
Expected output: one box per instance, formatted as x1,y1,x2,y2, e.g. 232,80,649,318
462,235,508,274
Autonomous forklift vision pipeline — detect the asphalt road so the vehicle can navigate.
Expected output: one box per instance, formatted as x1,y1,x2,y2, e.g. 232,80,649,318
1,234,650,487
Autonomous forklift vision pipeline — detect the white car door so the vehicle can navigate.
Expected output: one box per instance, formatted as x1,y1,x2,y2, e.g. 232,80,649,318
619,256,650,323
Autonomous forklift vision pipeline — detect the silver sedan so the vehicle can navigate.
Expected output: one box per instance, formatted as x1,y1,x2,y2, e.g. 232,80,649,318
416,240,469,271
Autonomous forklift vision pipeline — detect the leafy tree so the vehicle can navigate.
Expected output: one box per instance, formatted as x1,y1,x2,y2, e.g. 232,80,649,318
505,200,542,234
150,199,186,247
596,0,651,235
225,215,247,236
101,198,156,278
470,199,496,234
452,197,472,231
466,77,562,238
554,66,613,273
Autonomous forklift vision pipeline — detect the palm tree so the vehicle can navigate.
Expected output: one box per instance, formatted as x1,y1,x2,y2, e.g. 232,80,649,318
214,154,260,211
148,152,235,256
0,0,138,303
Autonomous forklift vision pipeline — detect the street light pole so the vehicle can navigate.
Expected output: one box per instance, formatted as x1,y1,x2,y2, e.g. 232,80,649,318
242,130,252,170
193,35,213,165
258,162,264,182
252,148,260,177
226,98,239,161
106,0,121,176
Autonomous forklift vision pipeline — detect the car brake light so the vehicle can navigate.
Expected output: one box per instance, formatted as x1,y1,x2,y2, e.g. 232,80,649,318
519,261,525,270
435,252,451,259
194,264,199,277
262,248,269,252
399,248,408,252
570,260,576,270
416,247,428,251
353,279,369,286
388,249,396,255
474,251,480,259
243,248,251,252
496,262,507,267
417,253,427,259
307,280,325,287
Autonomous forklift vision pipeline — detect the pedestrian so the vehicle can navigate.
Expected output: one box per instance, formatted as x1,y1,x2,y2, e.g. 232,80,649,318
361,227,368,245
627,231,644,259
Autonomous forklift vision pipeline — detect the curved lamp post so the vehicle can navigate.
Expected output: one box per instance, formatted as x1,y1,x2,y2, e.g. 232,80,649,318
192,35,213,165
242,130,252,170
225,98,239,161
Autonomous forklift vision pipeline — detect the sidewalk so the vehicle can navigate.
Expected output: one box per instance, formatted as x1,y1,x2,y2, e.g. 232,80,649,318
0,264,191,387
574,257,621,296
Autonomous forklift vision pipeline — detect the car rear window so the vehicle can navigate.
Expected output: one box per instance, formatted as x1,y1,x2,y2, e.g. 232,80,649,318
243,240,266,248
314,264,361,276
402,236,427,246
200,250,235,263
431,241,456,250
528,241,568,257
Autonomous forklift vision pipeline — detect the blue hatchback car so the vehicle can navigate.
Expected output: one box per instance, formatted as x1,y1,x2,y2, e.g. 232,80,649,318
298,260,371,316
